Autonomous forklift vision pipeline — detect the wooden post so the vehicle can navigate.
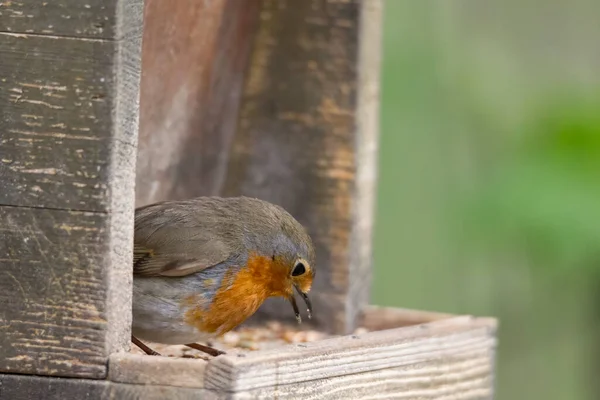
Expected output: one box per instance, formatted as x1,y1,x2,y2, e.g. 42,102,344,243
0,0,143,379
223,0,382,334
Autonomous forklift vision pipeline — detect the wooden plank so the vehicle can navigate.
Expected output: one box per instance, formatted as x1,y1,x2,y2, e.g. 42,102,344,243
0,373,107,400
0,0,117,39
107,310,496,398
109,383,221,400
107,312,496,397
0,0,143,379
0,5,142,211
230,358,493,399
135,0,261,206
204,316,497,394
0,207,110,377
109,353,208,389
0,373,222,400
0,33,113,211
360,305,453,331
221,0,383,334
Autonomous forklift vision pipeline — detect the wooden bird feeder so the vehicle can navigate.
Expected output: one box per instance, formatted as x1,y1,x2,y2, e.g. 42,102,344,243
0,0,497,398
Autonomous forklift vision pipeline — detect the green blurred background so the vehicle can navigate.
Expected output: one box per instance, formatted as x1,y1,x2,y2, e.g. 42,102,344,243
373,1,600,399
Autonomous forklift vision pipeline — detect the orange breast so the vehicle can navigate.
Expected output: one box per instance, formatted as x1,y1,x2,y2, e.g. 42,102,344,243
183,254,291,335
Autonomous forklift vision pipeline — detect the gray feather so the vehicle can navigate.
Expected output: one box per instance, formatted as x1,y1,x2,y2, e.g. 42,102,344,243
133,196,315,277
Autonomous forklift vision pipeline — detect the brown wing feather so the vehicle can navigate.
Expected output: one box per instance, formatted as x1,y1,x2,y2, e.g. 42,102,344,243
133,242,227,277
132,198,242,277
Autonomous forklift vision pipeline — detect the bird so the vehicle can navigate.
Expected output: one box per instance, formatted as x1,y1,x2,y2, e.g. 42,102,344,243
130,196,315,357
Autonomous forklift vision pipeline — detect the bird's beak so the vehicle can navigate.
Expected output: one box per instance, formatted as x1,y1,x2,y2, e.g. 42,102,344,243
289,284,313,324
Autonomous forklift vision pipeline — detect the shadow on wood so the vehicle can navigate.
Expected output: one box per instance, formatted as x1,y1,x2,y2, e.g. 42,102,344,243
135,0,261,205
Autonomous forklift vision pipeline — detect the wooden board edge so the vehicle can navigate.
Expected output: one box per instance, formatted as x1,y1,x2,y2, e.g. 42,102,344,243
0,373,223,400
225,355,494,399
346,0,384,334
109,381,223,400
204,314,497,392
103,308,497,394
104,0,144,355
107,353,207,389
0,373,107,400
107,311,497,392
210,315,497,366
360,305,456,331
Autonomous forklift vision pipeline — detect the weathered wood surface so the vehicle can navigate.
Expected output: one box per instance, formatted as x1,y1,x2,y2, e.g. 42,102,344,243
0,207,110,377
205,316,496,398
135,0,260,206
0,0,143,378
0,33,113,211
109,353,208,389
0,373,107,400
0,373,220,400
224,0,382,335
109,383,219,400
360,305,453,330
0,1,119,39
108,309,497,399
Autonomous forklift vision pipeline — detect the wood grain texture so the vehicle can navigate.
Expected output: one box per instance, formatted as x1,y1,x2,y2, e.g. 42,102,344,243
135,0,260,206
108,383,221,400
0,373,222,400
0,1,117,39
106,0,144,364
0,373,107,400
361,305,453,331
109,353,207,389
136,0,381,334
106,310,496,399
222,0,382,335
229,358,493,400
0,0,143,379
204,316,497,397
347,0,382,335
0,207,110,377
0,33,114,211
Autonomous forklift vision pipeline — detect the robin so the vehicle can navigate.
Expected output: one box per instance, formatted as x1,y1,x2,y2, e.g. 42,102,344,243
130,196,315,357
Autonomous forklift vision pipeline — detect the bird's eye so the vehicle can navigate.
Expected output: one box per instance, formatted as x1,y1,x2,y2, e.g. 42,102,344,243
292,261,306,276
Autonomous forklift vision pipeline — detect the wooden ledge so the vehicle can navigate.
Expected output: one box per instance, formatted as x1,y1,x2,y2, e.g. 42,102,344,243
108,307,497,399
108,353,209,389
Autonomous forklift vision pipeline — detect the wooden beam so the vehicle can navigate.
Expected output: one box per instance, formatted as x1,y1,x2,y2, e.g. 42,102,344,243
135,0,261,206
0,374,107,400
0,1,121,39
223,0,383,334
0,0,143,379
0,374,220,400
